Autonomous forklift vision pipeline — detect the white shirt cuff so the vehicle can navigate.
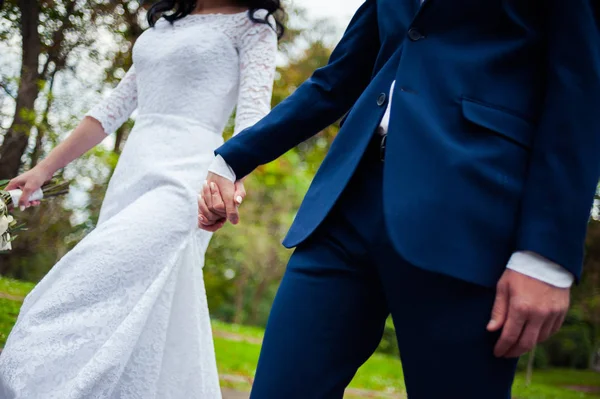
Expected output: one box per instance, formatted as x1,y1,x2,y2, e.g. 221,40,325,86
207,155,236,182
506,251,574,288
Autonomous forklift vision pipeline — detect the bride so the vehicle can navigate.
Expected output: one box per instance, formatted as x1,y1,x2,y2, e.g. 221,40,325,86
0,0,282,397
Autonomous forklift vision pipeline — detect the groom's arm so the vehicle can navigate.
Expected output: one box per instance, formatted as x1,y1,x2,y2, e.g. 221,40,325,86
213,0,380,180
488,0,600,359
515,0,600,280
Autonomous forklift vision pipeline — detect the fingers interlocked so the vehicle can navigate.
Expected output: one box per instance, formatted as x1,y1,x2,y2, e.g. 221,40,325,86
198,175,246,231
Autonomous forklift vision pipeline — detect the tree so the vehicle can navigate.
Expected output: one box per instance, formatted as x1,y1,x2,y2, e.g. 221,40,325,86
579,219,600,368
0,0,42,178
0,0,144,179
0,0,145,277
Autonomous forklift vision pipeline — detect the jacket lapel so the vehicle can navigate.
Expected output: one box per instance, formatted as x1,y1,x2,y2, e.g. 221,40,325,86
412,0,432,25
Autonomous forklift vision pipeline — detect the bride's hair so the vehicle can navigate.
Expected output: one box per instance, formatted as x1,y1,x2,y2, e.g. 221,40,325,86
147,0,285,39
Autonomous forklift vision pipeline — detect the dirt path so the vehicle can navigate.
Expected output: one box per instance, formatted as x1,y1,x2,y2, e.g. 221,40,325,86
219,374,405,399
212,331,262,345
0,292,24,302
221,387,405,399
222,389,249,399
564,385,600,393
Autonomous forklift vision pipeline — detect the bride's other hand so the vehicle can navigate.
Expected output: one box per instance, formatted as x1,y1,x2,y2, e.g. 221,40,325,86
6,116,107,210
5,166,52,209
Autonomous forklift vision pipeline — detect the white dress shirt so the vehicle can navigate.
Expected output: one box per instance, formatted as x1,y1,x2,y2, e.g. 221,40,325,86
207,6,574,288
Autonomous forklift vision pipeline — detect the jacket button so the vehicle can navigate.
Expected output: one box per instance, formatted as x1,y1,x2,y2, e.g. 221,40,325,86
408,28,424,41
377,93,386,106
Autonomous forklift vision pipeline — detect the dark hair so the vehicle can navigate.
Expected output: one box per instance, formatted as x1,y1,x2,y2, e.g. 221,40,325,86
147,0,285,39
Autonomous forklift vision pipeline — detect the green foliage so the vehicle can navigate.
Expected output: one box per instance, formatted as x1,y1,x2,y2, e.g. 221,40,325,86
519,346,551,371
204,148,309,325
376,316,400,356
545,324,594,370
201,32,338,326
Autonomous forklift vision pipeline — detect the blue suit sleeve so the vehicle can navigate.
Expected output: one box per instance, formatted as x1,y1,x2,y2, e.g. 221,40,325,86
215,0,380,178
516,0,600,280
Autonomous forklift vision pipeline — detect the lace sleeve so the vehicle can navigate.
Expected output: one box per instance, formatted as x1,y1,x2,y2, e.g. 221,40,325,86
86,66,138,135
233,15,278,135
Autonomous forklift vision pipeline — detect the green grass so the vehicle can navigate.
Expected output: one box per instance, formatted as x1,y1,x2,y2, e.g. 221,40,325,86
349,353,405,394
0,277,34,347
212,320,600,398
212,319,265,342
0,277,33,298
0,298,23,346
215,336,262,378
520,369,600,387
513,369,600,399
1,276,598,398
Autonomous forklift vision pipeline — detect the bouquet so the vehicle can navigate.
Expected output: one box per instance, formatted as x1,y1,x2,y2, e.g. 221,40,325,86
0,179,70,251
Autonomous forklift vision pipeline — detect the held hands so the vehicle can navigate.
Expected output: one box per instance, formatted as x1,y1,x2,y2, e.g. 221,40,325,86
488,269,570,358
197,172,246,232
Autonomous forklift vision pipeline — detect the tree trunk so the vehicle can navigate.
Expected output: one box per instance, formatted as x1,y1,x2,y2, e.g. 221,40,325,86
30,73,56,168
113,125,129,155
525,345,536,386
0,0,41,179
592,342,600,371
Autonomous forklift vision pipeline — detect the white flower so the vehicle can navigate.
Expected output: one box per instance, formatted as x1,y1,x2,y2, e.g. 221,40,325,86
0,215,10,236
0,200,6,215
0,234,11,251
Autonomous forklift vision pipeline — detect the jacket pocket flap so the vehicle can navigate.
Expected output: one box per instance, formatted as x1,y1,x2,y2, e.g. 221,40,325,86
461,98,533,149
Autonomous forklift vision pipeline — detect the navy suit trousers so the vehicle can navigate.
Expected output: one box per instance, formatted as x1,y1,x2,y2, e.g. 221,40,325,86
250,144,519,398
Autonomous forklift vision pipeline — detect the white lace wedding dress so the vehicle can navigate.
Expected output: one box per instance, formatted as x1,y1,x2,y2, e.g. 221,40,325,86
0,11,276,399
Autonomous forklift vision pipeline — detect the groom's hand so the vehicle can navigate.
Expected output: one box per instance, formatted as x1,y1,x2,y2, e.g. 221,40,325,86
198,172,245,230
487,269,570,358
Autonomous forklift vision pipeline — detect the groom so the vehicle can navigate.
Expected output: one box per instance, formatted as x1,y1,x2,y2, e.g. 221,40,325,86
199,0,600,397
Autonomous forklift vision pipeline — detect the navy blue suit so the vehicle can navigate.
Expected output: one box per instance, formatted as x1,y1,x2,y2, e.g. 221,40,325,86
215,0,600,397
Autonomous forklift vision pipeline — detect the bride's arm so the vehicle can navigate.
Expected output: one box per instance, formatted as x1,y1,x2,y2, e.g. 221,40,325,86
42,65,139,174
199,13,278,225
208,12,279,182
232,14,278,136
215,0,379,180
7,67,138,206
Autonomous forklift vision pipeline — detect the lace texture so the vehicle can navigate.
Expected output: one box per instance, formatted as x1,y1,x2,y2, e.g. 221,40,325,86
86,66,138,134
0,11,277,399
233,14,278,134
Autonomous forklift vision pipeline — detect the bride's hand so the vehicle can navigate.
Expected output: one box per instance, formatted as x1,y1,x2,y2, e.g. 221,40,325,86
5,166,52,209
198,174,246,231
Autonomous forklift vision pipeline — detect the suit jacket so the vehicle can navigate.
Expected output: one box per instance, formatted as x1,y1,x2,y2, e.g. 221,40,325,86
216,0,600,287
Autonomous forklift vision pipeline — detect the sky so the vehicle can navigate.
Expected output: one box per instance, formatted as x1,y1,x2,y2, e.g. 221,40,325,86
291,0,364,37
